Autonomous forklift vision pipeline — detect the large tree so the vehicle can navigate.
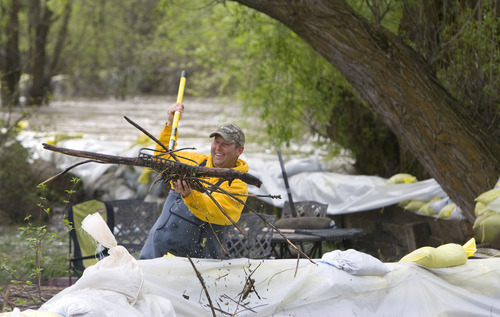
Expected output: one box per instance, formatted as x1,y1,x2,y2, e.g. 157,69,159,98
231,0,500,223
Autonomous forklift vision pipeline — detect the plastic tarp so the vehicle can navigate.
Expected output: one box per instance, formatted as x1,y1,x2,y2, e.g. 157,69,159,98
248,158,447,215
37,250,500,316
30,213,500,316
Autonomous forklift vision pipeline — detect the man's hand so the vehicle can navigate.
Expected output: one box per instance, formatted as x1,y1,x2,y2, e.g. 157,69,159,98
173,179,191,198
166,103,184,126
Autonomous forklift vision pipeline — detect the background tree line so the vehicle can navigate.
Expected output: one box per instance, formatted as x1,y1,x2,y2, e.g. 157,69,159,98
0,0,499,224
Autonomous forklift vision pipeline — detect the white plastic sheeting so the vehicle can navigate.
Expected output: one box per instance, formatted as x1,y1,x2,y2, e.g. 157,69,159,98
39,255,500,316
249,158,447,215
36,213,500,316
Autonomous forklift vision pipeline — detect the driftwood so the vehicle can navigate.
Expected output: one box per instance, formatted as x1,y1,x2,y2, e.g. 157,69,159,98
42,143,262,188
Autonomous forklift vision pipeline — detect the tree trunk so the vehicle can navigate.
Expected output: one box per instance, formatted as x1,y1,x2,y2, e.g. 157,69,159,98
49,1,72,75
27,0,52,105
232,0,500,222
0,0,21,107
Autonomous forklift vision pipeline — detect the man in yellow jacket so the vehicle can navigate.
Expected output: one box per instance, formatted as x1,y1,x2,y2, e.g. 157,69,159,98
139,103,248,259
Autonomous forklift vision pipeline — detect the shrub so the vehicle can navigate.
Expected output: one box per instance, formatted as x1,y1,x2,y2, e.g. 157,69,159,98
0,140,40,223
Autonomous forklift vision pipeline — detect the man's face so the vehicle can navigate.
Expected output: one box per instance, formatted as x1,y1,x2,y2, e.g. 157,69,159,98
211,135,244,168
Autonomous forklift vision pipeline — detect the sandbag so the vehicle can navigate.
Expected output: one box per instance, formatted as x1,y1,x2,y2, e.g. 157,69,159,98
473,210,500,244
475,188,500,205
438,202,457,219
320,249,391,276
473,184,500,244
402,200,427,212
487,197,500,213
399,238,476,268
386,173,417,185
474,201,487,217
429,197,450,215
418,198,441,216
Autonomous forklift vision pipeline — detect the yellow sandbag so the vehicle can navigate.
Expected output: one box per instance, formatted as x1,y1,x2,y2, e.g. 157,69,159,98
418,197,441,216
403,200,427,212
399,238,476,268
437,202,457,219
473,211,500,244
386,173,417,185
137,167,153,184
474,201,487,217
475,188,500,205
398,200,411,208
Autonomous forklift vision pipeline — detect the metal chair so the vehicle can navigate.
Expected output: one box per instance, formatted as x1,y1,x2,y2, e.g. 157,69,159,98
104,199,158,255
222,213,276,259
68,199,158,276
282,200,328,218
279,200,330,258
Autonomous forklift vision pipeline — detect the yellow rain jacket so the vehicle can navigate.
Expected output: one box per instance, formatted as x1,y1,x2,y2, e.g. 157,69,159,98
155,124,248,225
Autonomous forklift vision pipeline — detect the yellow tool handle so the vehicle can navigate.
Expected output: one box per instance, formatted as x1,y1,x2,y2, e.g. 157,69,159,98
169,70,187,151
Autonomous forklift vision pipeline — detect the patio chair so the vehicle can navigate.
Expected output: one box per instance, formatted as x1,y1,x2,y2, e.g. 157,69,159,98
282,200,328,218
68,199,158,276
68,200,114,276
277,201,333,230
277,201,333,258
104,199,158,255
222,213,276,259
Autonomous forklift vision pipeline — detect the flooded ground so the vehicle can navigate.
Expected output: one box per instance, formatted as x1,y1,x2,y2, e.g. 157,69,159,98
23,96,255,154
18,96,335,164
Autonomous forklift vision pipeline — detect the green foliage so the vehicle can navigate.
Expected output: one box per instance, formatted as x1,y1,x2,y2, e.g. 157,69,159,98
348,0,403,30
0,124,40,223
0,108,78,306
0,179,78,309
63,0,184,98
437,0,499,131
398,0,499,139
46,0,68,16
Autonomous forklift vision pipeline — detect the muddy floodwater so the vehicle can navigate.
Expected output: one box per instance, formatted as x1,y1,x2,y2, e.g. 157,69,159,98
17,96,341,166
24,96,260,155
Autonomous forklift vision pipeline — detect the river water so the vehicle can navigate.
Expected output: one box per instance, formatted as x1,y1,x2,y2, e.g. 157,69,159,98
13,96,354,203
22,97,314,159
24,96,258,155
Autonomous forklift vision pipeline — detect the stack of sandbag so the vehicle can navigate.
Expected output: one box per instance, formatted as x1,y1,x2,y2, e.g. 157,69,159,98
473,182,500,245
387,173,462,219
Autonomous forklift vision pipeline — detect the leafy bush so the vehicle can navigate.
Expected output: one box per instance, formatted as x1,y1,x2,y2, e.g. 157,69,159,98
0,140,40,224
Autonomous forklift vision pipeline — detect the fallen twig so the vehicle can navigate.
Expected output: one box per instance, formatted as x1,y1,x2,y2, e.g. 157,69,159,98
187,256,217,317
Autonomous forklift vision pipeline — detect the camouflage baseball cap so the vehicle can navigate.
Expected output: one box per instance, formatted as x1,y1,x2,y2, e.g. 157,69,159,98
209,123,245,146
